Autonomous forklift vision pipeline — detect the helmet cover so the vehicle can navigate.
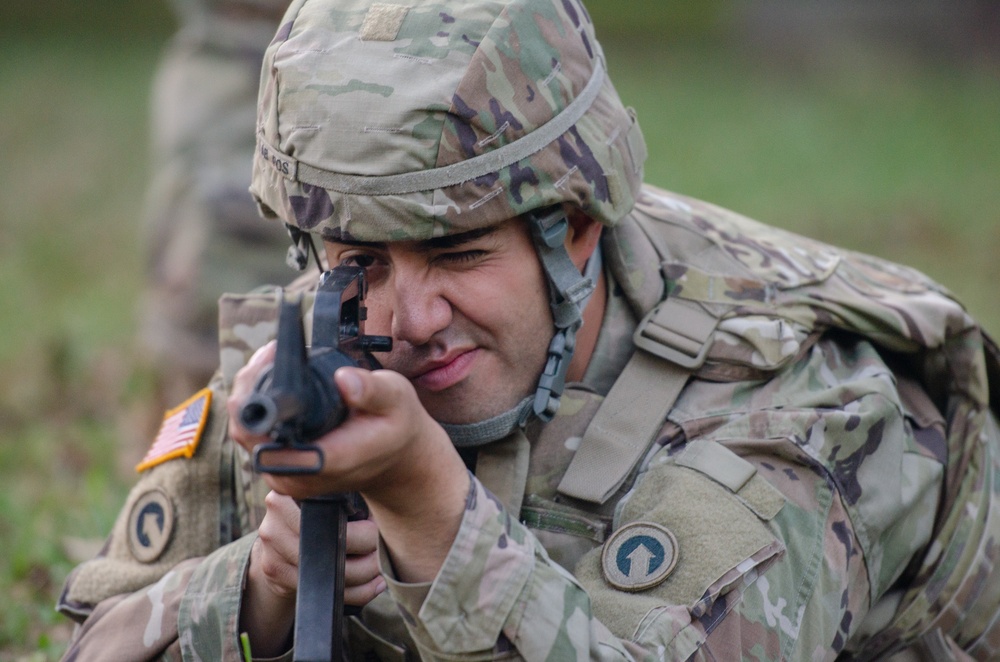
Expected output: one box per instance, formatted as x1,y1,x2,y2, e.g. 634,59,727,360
250,0,647,241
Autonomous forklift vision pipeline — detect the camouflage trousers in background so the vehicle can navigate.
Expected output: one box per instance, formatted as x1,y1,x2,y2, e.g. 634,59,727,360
137,0,291,422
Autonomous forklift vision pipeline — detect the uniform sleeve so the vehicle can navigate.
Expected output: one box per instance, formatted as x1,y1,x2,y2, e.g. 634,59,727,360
57,375,268,660
59,535,289,662
60,557,203,661
178,534,264,661
380,474,642,660
380,337,945,661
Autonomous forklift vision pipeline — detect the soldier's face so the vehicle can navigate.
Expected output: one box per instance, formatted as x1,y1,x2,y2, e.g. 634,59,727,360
323,220,553,424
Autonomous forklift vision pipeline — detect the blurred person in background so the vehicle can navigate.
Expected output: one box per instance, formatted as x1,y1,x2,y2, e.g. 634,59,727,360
138,0,291,413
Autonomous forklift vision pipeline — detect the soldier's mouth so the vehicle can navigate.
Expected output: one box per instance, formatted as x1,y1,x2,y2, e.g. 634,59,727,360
412,348,480,392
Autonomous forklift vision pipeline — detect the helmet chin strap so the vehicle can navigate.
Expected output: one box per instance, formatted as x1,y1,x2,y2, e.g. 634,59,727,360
442,396,535,448
441,207,600,446
285,223,323,273
527,207,598,421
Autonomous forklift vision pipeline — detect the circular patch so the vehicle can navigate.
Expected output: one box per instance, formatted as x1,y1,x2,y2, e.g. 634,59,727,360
127,489,174,563
602,522,678,591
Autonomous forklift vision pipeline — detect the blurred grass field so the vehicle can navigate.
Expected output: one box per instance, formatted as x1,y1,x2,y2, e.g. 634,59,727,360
1,4,998,659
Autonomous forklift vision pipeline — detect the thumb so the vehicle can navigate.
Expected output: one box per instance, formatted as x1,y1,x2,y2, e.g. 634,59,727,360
334,366,412,415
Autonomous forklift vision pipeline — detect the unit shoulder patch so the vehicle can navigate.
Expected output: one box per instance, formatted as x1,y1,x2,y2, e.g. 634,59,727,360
136,388,213,472
602,521,679,591
127,488,175,563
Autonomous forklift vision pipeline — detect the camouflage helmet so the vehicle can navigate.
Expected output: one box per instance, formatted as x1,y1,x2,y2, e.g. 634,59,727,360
249,0,647,242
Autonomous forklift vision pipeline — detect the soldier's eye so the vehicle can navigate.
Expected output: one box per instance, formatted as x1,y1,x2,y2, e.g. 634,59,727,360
436,250,487,265
342,254,377,268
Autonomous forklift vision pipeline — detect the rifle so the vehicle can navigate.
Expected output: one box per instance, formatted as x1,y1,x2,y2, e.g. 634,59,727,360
238,265,392,662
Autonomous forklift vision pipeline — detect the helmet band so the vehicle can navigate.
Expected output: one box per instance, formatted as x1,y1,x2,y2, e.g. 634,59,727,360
256,59,607,196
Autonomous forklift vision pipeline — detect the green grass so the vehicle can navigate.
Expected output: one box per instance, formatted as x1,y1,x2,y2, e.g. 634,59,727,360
1,21,999,660
0,35,161,658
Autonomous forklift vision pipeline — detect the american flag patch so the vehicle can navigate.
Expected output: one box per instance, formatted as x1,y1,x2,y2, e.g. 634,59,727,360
136,388,213,472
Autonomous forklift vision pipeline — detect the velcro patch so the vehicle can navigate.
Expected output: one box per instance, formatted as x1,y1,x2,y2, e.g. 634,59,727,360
136,388,212,472
359,3,409,41
127,489,174,563
602,521,678,591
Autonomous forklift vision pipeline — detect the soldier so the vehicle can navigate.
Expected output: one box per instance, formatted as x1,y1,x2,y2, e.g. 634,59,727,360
139,0,291,409
61,0,1000,659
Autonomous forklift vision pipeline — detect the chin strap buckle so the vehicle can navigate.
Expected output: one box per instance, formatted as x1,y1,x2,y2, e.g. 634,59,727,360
533,326,576,422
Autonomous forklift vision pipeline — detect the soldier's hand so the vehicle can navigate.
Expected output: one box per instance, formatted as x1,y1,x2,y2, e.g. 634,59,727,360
317,366,470,583
251,491,385,606
241,491,385,655
240,489,297,656
230,344,470,583
254,365,467,501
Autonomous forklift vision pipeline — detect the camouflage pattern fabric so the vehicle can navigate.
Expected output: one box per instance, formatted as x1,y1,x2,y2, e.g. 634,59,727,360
249,0,646,242
59,186,1000,660
60,557,202,662
139,0,292,408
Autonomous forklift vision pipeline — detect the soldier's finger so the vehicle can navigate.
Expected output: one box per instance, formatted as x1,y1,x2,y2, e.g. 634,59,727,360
252,537,299,595
227,341,278,437
232,341,277,395
344,550,381,588
259,492,301,566
343,574,387,607
345,518,378,555
266,491,301,535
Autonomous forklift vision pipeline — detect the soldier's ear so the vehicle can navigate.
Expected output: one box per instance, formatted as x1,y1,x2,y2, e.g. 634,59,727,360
564,209,603,271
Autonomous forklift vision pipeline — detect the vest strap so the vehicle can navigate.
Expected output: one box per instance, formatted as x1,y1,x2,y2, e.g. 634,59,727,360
557,295,721,504
557,350,690,503
634,297,719,369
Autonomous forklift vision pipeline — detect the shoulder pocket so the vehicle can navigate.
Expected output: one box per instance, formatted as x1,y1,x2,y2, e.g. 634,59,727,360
574,440,785,657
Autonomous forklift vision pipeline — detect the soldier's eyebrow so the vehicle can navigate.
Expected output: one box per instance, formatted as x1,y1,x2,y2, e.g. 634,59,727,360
321,226,500,251
415,226,499,250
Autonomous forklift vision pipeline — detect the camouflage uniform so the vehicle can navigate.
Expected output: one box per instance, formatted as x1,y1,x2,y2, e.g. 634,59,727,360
140,0,291,405
60,185,1000,660
61,0,1000,659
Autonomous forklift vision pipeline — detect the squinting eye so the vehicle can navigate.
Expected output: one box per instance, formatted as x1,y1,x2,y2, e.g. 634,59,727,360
342,254,377,268
438,250,487,264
